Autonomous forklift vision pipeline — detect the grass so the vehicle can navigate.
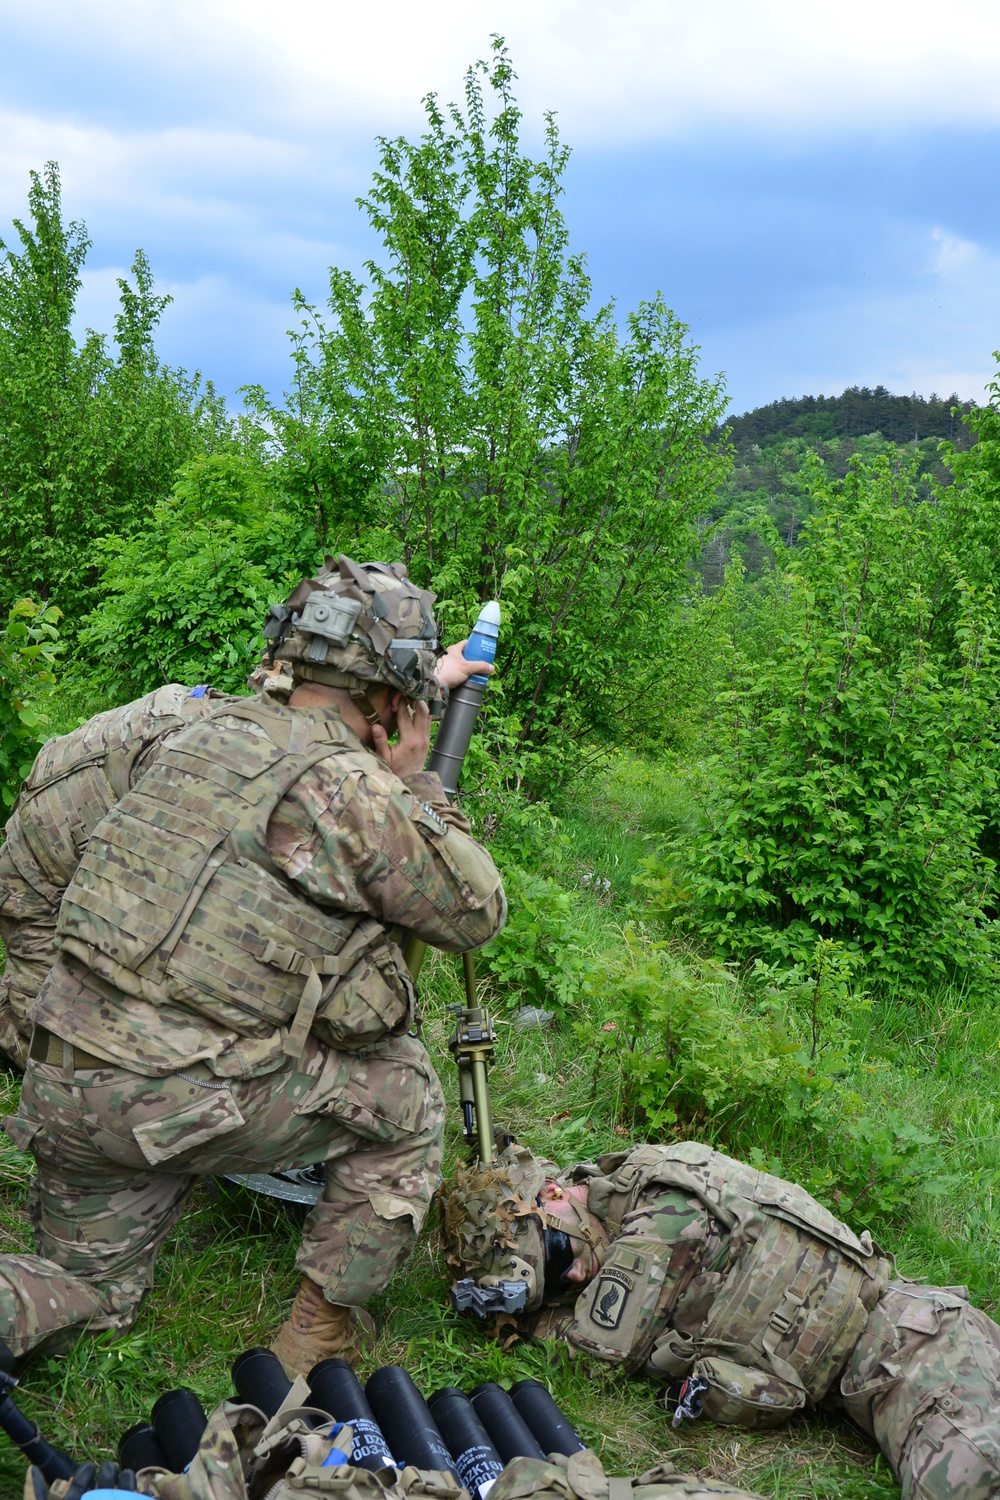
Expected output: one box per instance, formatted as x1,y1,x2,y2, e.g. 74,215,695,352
0,751,997,1497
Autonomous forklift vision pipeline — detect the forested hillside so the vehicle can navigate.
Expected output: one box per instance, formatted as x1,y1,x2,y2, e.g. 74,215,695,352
698,385,981,585
1,43,999,1500
727,385,977,448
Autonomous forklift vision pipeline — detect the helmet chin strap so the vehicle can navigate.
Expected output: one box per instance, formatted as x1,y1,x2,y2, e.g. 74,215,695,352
348,682,384,725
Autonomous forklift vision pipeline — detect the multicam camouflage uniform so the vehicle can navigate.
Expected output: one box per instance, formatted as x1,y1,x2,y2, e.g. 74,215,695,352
448,1142,1000,1500
840,1283,1000,1499
0,685,230,1067
0,684,504,1360
487,1451,766,1500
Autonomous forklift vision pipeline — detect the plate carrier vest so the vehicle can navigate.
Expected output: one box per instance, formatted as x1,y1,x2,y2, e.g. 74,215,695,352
55,698,415,1061
576,1142,890,1423
2,684,228,907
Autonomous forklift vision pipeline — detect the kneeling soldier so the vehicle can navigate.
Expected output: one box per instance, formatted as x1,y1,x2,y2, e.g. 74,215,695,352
0,556,506,1377
444,1140,1000,1500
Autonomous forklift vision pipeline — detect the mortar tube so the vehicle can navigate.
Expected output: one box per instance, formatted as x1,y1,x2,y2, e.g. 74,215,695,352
365,1366,460,1483
468,1383,545,1464
508,1379,585,1457
150,1388,208,1472
232,1347,293,1418
119,1422,169,1474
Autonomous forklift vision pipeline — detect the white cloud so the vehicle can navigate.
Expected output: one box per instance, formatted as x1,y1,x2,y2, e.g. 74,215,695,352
0,108,348,224
931,227,990,283
4,3,1000,410
4,0,1000,145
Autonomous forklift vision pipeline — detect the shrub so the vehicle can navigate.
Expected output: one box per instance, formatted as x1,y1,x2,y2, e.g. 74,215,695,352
0,598,60,808
576,929,782,1135
482,864,595,1021
79,453,323,696
671,453,1000,985
0,164,228,623
577,931,953,1221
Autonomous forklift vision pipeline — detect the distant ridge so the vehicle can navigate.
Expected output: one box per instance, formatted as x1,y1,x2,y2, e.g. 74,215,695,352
726,385,978,449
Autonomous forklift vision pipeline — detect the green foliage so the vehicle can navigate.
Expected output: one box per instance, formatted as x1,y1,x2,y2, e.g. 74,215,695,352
482,864,595,1020
267,42,728,783
746,944,952,1218
637,554,795,758
574,929,952,1222
727,385,977,450
577,931,779,1134
78,453,323,696
703,390,974,588
673,451,1000,984
0,163,229,624
0,598,61,808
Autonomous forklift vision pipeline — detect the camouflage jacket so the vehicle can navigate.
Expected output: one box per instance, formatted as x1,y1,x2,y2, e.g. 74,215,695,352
536,1143,889,1427
37,695,505,1078
1,684,229,905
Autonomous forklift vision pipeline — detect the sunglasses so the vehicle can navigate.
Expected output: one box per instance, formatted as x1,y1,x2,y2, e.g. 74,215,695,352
543,1228,575,1297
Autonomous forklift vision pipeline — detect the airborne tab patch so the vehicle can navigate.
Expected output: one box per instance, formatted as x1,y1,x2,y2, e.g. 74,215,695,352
589,1265,635,1330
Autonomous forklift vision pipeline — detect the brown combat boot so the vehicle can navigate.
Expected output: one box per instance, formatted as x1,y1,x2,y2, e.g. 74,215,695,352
270,1275,375,1379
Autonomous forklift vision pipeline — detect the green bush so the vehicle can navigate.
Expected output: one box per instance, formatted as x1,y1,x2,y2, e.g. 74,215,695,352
79,453,324,696
576,929,783,1135
0,598,60,808
0,164,228,624
482,864,595,1020
671,452,1000,985
575,930,952,1221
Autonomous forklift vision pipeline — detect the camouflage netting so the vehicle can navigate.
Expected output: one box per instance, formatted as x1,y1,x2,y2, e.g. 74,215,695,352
441,1142,557,1312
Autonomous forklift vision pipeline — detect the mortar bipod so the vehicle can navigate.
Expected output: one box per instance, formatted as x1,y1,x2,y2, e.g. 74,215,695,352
448,957,496,1164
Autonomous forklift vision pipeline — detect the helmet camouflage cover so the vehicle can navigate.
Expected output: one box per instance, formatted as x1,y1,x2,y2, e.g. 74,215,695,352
442,1142,560,1315
263,555,445,710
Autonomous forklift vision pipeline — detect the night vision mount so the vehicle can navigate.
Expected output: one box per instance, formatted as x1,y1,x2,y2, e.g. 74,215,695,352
450,1277,529,1318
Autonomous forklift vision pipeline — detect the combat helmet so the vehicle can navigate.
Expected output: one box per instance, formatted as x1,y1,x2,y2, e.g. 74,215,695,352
262,555,445,714
442,1140,600,1318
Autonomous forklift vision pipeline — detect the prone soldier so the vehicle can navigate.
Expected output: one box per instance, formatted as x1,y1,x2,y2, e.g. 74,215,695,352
444,1139,1000,1499
0,555,506,1376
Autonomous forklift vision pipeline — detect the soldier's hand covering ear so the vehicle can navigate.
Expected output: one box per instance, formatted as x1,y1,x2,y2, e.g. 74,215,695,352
372,698,432,779
436,639,494,690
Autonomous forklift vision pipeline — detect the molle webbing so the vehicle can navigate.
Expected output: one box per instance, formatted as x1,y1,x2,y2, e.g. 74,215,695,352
56,700,393,1059
5,685,226,899
695,1212,873,1401
604,1143,887,1403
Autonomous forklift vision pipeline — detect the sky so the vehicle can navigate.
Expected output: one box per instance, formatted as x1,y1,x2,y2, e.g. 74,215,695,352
2,0,1000,417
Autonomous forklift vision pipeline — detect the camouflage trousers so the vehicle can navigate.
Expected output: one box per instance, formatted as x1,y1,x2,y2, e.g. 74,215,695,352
840,1281,1000,1499
0,1029,444,1359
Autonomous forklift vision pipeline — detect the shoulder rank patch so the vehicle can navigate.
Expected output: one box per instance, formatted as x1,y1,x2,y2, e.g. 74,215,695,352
420,802,449,836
